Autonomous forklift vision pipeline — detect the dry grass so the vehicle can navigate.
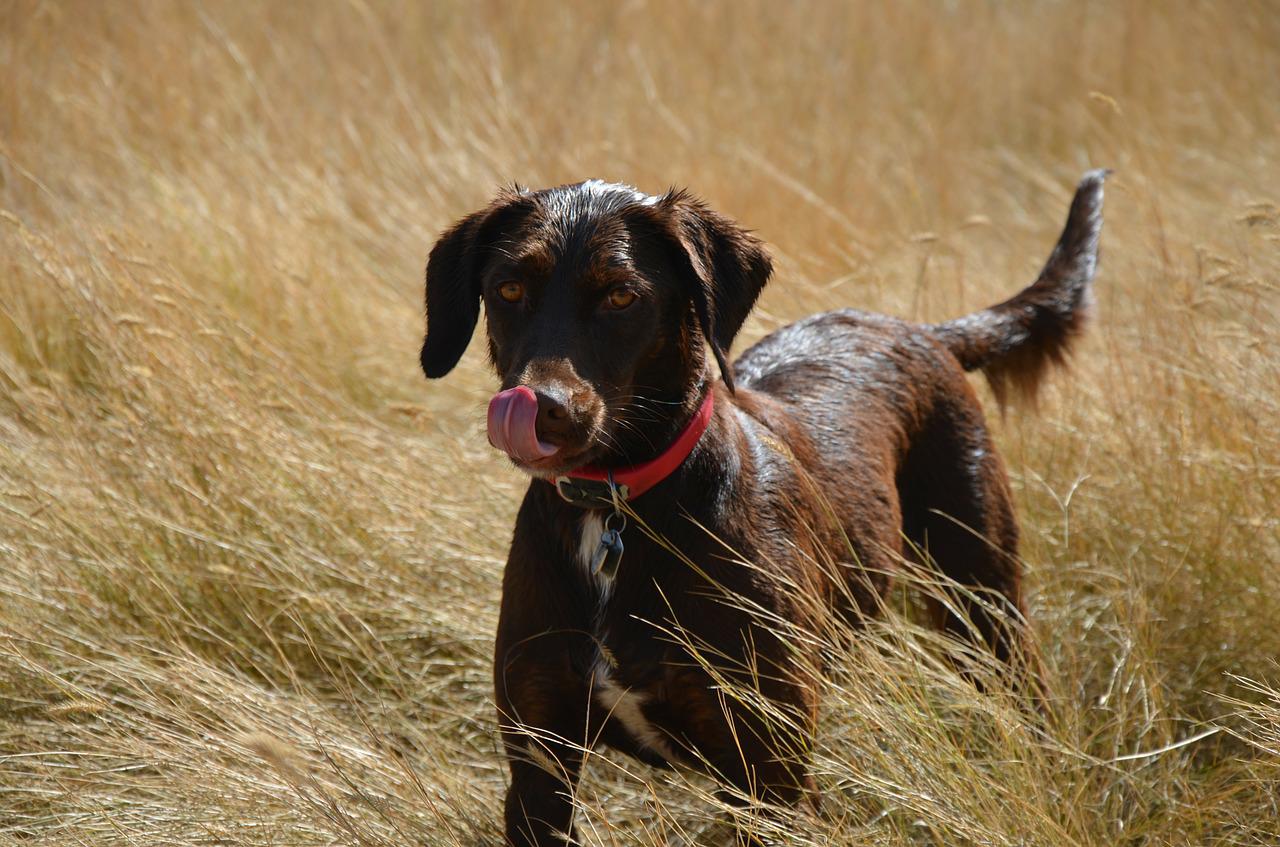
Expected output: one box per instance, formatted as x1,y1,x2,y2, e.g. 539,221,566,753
2,1,1279,843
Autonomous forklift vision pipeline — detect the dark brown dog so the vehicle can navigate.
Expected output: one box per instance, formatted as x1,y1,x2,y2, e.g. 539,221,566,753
420,172,1107,845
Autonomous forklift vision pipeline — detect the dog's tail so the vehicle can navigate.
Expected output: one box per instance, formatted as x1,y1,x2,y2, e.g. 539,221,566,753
933,169,1109,408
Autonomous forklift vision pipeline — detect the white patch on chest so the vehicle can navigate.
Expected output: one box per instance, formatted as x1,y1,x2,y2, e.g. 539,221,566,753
591,654,678,761
575,512,676,761
576,511,613,603
576,511,605,573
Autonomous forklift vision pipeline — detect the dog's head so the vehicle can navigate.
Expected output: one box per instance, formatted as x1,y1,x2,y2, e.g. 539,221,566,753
420,180,771,476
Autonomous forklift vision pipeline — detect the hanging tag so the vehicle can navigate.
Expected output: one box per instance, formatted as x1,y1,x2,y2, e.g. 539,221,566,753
590,473,627,579
591,528,625,578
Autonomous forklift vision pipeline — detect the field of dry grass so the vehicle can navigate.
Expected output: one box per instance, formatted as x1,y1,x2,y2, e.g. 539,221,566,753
3,1,1279,843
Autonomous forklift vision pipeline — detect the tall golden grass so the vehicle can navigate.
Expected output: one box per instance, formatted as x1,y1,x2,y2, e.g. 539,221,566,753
2,1,1278,843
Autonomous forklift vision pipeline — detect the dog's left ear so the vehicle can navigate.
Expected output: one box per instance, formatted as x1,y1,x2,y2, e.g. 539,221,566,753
651,191,772,393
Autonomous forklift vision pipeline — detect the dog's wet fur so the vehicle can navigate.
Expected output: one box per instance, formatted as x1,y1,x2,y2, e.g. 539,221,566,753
421,172,1107,846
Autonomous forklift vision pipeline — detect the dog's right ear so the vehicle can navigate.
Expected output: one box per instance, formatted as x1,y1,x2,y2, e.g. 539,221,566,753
420,193,529,379
649,190,773,393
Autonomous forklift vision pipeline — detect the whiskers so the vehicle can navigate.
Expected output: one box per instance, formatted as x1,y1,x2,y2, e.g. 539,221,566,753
595,388,699,462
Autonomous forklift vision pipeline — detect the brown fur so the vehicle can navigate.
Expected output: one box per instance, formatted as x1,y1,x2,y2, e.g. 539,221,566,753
420,172,1107,845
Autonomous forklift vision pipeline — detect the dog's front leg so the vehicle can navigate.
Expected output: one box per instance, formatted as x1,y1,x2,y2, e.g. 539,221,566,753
668,654,820,843
497,661,589,847
495,516,593,847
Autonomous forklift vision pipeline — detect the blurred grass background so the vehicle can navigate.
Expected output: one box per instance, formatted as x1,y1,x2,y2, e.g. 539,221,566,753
2,1,1278,843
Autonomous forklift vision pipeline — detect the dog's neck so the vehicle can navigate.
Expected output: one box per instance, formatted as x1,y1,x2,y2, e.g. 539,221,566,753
594,354,712,465
551,389,716,505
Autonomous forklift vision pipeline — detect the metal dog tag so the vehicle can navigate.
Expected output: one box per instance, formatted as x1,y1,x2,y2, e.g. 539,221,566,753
591,528,625,578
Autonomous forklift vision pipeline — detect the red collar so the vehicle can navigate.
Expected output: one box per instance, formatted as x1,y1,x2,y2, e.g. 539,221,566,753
551,391,715,507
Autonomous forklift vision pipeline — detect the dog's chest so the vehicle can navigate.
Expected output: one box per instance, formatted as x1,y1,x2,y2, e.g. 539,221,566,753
575,511,613,602
574,512,679,761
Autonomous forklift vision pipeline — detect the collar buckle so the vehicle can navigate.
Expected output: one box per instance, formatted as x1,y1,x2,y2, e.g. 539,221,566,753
553,475,629,509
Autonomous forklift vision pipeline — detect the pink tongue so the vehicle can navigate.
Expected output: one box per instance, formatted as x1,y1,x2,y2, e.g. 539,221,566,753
487,386,559,462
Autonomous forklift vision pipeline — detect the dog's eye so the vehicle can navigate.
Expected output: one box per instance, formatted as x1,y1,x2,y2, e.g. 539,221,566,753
497,281,525,303
605,287,638,310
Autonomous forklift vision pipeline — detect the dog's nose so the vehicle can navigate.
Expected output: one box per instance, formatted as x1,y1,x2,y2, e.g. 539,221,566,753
533,388,574,443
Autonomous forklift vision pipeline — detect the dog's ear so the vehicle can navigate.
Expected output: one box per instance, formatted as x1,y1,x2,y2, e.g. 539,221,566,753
420,192,530,379
653,190,772,393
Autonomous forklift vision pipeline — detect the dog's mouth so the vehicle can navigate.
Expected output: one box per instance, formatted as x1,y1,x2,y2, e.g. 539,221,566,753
486,386,600,477
487,387,557,463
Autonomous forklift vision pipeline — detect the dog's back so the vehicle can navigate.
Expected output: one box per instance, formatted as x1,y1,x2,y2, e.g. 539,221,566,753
727,169,1107,665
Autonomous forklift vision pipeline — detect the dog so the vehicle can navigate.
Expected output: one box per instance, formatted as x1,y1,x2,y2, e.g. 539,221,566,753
420,171,1107,846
